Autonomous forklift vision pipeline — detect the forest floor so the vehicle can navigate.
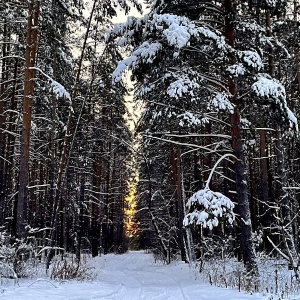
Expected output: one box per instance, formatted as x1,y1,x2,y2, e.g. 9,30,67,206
0,251,285,300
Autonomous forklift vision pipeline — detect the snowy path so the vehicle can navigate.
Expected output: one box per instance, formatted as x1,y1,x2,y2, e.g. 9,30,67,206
1,251,266,300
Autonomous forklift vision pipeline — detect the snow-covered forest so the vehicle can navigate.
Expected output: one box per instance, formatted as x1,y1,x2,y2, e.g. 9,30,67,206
1,0,300,298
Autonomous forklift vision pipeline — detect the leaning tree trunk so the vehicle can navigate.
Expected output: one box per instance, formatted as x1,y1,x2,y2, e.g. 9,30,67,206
16,0,40,239
224,0,258,274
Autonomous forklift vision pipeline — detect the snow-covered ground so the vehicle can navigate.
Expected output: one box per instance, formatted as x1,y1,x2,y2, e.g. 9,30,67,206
1,251,268,299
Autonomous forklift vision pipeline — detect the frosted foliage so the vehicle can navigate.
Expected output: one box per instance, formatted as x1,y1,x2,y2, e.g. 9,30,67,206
51,80,71,100
183,188,235,230
252,75,298,130
58,0,76,16
226,63,246,77
137,85,155,96
107,16,142,45
287,107,298,126
0,261,17,279
266,0,277,7
152,14,226,49
151,14,197,48
167,76,200,98
113,42,162,82
241,118,252,128
178,111,202,127
208,92,234,113
109,13,227,50
239,22,265,33
240,51,263,70
197,27,226,50
163,23,192,48
110,13,229,84
252,75,286,99
118,0,139,7
58,48,73,68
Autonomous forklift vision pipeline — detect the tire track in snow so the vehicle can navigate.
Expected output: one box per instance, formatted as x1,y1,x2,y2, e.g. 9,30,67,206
99,251,186,300
125,268,187,300
1,252,263,300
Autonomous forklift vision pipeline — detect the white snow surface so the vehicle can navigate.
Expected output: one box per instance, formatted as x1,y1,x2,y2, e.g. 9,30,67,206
1,251,266,300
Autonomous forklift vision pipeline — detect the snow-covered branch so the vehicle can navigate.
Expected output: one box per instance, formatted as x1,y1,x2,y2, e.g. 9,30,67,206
183,189,235,230
30,67,71,101
252,74,298,131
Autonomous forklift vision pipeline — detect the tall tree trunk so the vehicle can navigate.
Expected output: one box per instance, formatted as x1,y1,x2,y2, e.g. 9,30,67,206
7,58,19,235
265,7,298,271
259,129,271,230
0,20,8,226
175,146,186,262
16,0,40,239
224,0,258,274
170,143,186,262
91,146,103,257
76,173,85,263
276,130,299,274
46,0,98,267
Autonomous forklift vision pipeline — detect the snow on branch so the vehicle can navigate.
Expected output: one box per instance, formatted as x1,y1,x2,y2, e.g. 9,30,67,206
208,92,234,113
177,111,204,127
136,84,155,97
31,67,71,101
118,0,142,11
112,42,162,82
167,75,200,98
197,27,226,50
252,74,298,130
51,81,71,100
237,21,265,33
252,75,285,99
109,13,231,86
184,154,236,230
183,189,235,230
106,16,143,45
150,14,226,50
238,50,263,70
38,246,65,255
109,12,228,63
150,14,196,48
287,107,298,129
226,63,246,77
265,0,277,7
57,0,77,17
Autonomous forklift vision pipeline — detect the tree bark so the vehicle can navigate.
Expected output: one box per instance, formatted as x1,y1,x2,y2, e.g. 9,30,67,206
259,129,271,229
16,0,40,239
46,0,98,266
224,0,258,274
0,20,8,226
276,130,299,274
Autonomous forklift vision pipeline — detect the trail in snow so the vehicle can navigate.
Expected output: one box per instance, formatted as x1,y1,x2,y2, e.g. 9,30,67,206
1,251,266,300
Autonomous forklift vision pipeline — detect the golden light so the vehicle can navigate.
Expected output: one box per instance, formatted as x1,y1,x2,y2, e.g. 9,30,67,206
125,182,139,237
